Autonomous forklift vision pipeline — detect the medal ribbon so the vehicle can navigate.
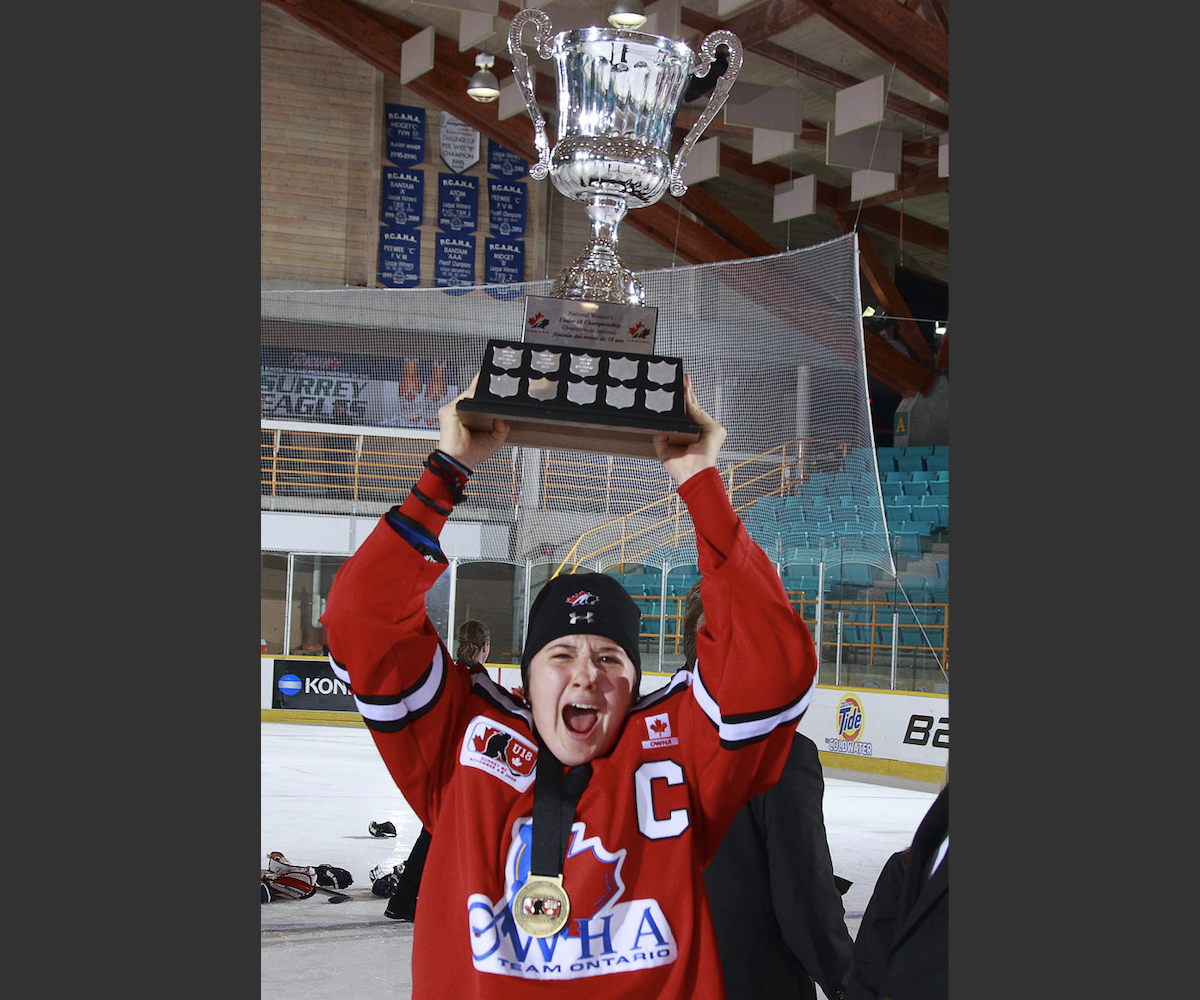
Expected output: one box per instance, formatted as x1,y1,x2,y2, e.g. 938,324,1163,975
530,743,592,878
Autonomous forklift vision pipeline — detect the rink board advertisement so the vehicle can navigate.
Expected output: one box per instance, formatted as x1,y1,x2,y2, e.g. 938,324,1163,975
262,660,948,778
260,348,461,430
266,657,354,712
796,686,948,775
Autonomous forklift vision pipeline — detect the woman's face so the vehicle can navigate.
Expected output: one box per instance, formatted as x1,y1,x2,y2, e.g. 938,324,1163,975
527,634,637,766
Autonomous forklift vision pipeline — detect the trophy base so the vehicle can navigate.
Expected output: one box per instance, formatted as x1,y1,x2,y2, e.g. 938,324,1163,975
457,338,700,459
457,402,699,458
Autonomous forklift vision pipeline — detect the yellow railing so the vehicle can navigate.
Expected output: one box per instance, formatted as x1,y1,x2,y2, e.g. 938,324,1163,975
263,426,949,669
639,591,948,670
812,597,950,669
720,440,802,504
549,435,845,575
263,429,854,548
553,494,694,576
260,428,521,506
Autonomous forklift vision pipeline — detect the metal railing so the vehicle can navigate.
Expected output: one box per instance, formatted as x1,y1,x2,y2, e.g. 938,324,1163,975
261,424,949,683
260,426,522,508
638,590,949,675
548,436,852,574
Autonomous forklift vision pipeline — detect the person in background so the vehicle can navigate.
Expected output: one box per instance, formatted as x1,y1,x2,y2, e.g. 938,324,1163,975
453,618,491,674
385,619,492,923
844,764,948,1000
321,373,818,998
681,580,854,1000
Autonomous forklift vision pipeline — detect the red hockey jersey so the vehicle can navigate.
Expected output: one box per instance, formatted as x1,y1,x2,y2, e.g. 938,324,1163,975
322,464,817,999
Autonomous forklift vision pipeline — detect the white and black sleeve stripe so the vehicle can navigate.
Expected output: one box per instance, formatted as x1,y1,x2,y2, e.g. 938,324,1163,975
328,644,449,733
691,660,816,748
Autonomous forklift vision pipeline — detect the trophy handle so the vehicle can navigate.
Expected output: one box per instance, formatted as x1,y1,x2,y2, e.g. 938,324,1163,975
668,31,743,198
507,8,556,180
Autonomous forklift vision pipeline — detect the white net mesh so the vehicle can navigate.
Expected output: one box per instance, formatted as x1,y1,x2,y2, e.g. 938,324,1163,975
261,232,894,579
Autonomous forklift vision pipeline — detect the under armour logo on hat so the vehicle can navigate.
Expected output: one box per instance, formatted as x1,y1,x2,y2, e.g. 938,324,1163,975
521,572,643,694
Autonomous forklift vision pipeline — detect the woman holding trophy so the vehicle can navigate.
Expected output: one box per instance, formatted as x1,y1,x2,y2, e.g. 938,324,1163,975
321,370,817,998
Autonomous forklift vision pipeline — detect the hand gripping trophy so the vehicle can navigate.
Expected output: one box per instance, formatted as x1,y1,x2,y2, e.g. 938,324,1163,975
456,10,743,457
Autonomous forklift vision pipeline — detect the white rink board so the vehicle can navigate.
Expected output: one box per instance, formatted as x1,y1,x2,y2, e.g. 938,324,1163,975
796,686,948,772
264,661,948,776
637,673,948,775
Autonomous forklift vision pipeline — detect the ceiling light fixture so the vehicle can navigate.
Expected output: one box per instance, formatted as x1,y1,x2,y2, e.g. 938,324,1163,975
467,51,500,103
862,306,877,318
934,321,947,336
608,0,647,29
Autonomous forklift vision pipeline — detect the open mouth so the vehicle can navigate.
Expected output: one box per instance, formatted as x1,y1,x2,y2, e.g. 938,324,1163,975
562,703,600,737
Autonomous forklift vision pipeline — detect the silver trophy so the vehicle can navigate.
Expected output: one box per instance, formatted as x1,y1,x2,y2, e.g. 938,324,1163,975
457,12,742,458
509,8,742,308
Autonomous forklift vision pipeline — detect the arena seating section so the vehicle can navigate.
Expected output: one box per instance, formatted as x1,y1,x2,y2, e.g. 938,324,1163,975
607,445,949,673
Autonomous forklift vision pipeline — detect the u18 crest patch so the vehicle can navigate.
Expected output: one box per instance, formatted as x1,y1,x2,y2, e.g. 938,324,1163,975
460,716,538,791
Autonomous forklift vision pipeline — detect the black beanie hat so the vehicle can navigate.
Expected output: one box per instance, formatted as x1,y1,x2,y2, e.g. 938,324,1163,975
521,572,642,696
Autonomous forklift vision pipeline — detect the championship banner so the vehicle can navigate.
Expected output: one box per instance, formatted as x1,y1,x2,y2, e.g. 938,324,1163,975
487,140,529,180
438,173,479,233
382,167,424,228
379,227,421,288
487,178,526,239
440,111,480,173
485,238,524,286
385,104,425,167
435,234,476,289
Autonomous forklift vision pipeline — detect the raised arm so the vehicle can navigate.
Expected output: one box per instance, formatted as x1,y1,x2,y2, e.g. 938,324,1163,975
653,375,726,487
320,374,510,824
662,377,818,852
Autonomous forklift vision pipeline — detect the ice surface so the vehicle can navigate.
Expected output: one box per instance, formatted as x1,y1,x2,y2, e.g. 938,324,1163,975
261,720,938,999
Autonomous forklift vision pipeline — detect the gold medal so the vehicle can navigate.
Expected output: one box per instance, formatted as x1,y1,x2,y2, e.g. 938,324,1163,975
512,874,570,938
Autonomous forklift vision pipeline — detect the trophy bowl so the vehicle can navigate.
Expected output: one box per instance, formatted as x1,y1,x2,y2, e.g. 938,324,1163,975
508,9,742,305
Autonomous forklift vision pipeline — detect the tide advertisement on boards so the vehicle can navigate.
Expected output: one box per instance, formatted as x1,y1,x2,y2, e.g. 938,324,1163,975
796,687,949,772
269,657,355,712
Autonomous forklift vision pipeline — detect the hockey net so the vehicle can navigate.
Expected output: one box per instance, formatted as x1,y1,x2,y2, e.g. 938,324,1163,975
261,232,894,579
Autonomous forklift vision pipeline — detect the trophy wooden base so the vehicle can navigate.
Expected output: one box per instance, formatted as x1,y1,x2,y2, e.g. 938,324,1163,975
457,399,699,458
457,339,700,459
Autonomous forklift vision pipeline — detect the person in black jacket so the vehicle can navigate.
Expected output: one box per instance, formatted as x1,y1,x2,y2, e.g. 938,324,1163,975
845,773,948,1000
384,619,491,922
682,581,853,1000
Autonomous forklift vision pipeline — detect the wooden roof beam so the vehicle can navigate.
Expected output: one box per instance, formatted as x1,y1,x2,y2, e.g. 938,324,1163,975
680,6,948,133
798,0,949,101
720,0,818,46
918,0,950,36
862,326,937,395
715,144,948,255
832,161,949,212
831,209,938,377
679,185,778,259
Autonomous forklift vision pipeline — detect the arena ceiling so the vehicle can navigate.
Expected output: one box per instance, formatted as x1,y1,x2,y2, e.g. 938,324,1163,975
263,0,950,399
